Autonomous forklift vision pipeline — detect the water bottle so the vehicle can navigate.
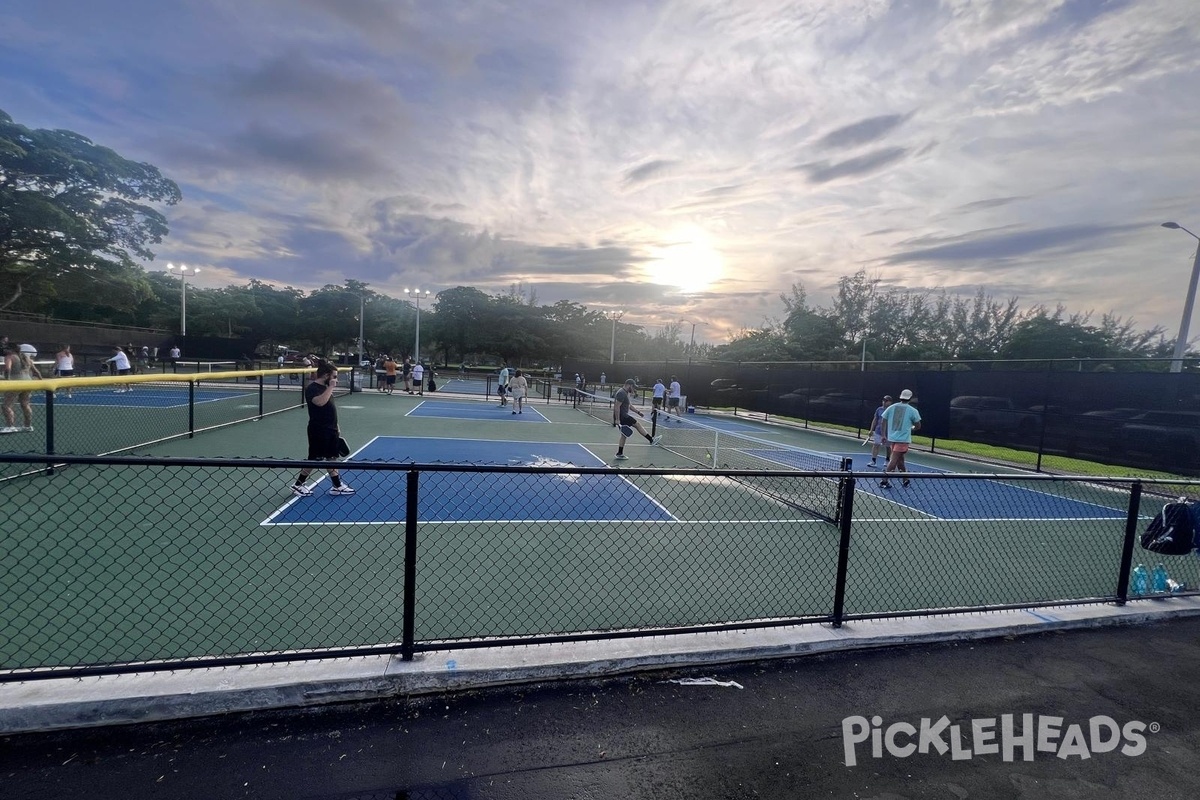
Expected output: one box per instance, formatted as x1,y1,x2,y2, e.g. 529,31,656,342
1131,564,1148,597
1152,564,1169,594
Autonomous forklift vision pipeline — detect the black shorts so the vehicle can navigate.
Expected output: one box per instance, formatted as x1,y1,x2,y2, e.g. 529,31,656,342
667,397,680,408
498,385,506,396
386,375,396,386
307,428,341,460
619,413,637,427
653,397,663,409
56,369,74,377
118,368,132,376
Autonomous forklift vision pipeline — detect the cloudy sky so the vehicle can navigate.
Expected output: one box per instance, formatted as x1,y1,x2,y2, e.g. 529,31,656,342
3,0,1200,344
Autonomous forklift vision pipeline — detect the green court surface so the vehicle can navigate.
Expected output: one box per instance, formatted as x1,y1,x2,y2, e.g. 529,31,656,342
1,389,1194,674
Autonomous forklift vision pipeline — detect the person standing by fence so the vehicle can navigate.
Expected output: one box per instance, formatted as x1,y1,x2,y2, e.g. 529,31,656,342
412,361,425,396
879,389,921,489
2,343,41,433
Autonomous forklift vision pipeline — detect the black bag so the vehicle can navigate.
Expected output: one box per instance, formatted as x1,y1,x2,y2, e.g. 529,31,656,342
427,376,436,392
1141,502,1196,555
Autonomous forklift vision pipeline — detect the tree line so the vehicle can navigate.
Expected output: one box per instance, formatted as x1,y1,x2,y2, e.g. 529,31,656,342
2,106,1185,370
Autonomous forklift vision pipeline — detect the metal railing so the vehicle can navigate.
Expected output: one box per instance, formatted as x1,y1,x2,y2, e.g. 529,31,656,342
2,452,1196,682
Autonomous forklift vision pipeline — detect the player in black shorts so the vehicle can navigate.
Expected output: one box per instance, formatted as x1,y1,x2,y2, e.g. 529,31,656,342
290,359,355,497
612,379,661,461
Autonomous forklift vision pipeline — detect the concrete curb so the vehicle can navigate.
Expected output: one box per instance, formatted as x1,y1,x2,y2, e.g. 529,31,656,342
4,598,1199,734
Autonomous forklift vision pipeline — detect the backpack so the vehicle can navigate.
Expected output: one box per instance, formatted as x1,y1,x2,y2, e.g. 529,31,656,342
427,376,436,392
1141,501,1197,555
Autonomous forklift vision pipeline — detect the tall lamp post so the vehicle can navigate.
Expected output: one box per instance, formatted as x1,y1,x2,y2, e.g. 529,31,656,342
405,288,430,363
608,311,624,365
860,279,881,372
683,320,707,362
357,294,369,368
1162,222,1200,373
166,263,200,344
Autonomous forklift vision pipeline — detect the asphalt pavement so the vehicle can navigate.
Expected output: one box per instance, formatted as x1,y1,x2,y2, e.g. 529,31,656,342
3,616,1199,799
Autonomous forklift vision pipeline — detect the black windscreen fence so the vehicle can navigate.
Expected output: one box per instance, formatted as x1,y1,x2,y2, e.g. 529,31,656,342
565,360,1200,476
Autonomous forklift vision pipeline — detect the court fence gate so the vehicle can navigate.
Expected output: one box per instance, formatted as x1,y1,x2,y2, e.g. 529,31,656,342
2,453,1199,681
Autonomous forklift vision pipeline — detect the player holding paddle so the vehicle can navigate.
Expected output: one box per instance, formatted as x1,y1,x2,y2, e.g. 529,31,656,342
612,378,661,461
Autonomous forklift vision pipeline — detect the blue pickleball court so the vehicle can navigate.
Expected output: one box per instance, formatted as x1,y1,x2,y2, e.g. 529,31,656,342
406,399,550,423
264,437,675,525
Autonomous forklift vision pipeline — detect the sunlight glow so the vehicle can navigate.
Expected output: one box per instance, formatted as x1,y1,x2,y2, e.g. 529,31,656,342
645,229,725,293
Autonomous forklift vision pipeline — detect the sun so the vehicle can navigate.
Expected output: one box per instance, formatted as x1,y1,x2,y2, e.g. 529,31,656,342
645,230,725,293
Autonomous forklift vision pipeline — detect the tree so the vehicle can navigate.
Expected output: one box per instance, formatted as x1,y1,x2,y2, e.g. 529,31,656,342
0,108,181,313
429,286,492,362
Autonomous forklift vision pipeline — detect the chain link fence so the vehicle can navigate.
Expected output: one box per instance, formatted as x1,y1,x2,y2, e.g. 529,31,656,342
2,452,1197,681
0,368,351,480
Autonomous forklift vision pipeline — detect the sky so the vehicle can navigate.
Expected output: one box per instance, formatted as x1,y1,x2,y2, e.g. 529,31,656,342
3,0,1200,345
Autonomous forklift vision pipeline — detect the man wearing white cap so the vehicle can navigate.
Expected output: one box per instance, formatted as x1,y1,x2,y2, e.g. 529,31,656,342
879,389,921,489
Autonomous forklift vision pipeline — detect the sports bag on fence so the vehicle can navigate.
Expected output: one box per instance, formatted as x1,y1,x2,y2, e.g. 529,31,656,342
1141,501,1197,555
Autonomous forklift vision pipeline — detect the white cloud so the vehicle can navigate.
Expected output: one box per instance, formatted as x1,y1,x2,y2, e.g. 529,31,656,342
2,0,1199,342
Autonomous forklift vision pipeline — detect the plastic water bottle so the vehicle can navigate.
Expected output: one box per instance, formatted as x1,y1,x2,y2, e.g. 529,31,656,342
1131,564,1148,597
1152,564,1169,594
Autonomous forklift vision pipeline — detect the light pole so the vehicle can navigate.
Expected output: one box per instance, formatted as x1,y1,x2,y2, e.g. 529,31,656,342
860,279,881,372
1162,222,1200,373
405,288,430,363
357,294,368,368
683,320,707,361
166,263,200,341
608,311,624,364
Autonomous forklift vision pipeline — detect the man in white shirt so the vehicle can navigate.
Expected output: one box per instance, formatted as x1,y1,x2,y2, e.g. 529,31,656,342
652,379,667,414
412,361,425,396
498,364,510,406
667,376,682,416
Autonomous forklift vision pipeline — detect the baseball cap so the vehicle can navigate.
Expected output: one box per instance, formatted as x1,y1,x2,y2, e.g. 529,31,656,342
899,389,913,400
18,343,36,355
882,394,893,401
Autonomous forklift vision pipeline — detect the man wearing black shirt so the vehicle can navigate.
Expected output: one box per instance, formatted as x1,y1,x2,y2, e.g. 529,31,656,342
612,378,661,461
291,360,355,496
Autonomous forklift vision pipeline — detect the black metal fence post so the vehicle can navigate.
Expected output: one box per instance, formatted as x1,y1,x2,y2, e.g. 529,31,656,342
44,389,55,475
188,381,195,438
831,476,856,628
1115,480,1142,604
401,469,419,661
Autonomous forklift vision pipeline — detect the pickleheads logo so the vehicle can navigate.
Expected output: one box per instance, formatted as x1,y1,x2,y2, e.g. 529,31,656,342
842,714,1155,767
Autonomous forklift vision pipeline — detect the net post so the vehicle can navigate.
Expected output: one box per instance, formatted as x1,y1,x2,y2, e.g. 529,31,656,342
44,389,55,475
1115,480,1142,605
650,408,658,437
831,474,856,627
188,381,196,438
258,374,265,418
401,469,419,661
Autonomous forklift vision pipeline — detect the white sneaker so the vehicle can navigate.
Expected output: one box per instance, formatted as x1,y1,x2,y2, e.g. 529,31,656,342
614,453,629,461
20,426,33,432
290,483,314,497
651,435,663,446
0,427,18,434
328,484,356,496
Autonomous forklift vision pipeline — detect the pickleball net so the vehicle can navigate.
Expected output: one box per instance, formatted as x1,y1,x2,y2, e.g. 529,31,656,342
650,410,852,524
574,388,617,425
